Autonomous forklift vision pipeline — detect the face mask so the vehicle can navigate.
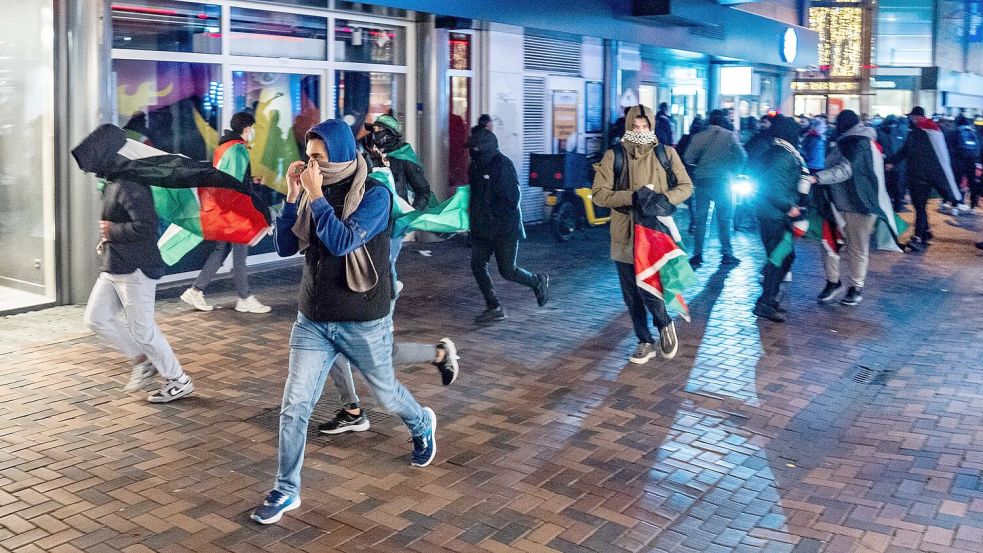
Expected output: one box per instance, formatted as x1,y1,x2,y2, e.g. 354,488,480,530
372,130,399,152
243,128,256,143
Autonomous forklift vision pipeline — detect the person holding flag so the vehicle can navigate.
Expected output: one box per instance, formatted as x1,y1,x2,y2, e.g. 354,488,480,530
180,111,271,314
807,110,902,307
749,115,812,323
592,104,693,364
885,106,961,247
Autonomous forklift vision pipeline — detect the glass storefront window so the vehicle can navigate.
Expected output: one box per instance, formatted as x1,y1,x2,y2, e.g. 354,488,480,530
336,71,405,137
111,1,221,54
231,71,321,194
794,95,827,117
450,33,471,70
230,7,327,60
335,2,408,18
334,20,405,65
0,0,55,312
448,76,471,186
112,60,222,161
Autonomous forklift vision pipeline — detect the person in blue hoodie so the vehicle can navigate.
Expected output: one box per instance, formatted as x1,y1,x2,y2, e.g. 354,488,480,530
251,119,437,526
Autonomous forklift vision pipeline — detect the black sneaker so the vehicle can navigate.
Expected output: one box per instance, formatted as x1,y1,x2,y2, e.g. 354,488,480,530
688,255,703,269
475,306,507,324
753,301,786,322
769,301,788,314
720,254,741,266
658,321,678,359
817,280,843,303
629,342,657,364
318,407,370,435
434,338,459,386
840,287,863,306
534,273,551,307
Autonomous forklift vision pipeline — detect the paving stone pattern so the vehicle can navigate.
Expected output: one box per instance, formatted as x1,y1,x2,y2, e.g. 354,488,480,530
1,205,982,552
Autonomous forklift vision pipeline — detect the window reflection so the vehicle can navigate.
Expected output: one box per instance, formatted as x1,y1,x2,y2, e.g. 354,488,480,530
336,71,404,137
111,0,221,54
230,7,327,60
334,20,405,65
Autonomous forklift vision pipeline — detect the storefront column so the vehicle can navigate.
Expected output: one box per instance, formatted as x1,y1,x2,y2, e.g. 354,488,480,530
54,0,111,304
416,15,450,200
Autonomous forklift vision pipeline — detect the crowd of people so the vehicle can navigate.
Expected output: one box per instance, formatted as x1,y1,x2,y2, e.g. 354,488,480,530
79,98,981,525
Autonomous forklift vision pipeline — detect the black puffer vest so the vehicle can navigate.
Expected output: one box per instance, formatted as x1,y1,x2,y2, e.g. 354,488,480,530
298,176,393,322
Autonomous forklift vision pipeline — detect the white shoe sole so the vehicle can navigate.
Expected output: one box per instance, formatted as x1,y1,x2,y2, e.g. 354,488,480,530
318,419,370,435
180,291,213,312
148,381,195,403
411,407,437,467
628,351,657,364
438,338,459,386
251,498,301,525
235,305,272,314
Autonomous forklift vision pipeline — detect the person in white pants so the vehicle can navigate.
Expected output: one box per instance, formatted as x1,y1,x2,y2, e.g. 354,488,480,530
84,179,194,403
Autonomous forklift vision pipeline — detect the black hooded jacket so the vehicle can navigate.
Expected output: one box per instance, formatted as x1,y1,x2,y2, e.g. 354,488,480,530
467,130,523,240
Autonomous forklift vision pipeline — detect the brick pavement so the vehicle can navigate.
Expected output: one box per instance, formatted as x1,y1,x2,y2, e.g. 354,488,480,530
1,203,982,553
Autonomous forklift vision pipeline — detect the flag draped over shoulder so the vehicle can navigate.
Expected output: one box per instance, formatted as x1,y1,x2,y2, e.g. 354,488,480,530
72,124,272,265
868,139,907,251
916,117,961,202
370,167,470,237
632,187,697,321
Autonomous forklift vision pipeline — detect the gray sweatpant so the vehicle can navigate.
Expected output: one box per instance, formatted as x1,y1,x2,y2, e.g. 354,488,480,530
822,212,877,289
83,270,185,380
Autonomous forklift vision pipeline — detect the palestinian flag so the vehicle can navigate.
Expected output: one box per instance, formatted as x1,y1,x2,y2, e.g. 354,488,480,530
869,139,906,251
916,117,961,203
386,143,422,166
72,124,272,265
634,216,697,322
370,167,470,237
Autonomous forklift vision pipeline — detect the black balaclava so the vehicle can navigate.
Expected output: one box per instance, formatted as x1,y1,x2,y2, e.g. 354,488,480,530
470,129,499,166
372,127,401,153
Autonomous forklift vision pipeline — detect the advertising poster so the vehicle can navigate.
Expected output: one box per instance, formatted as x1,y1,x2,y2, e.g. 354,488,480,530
552,90,578,141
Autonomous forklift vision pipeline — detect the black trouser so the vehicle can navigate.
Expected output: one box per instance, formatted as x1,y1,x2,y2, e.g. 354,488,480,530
758,218,794,306
886,168,904,212
471,235,539,309
909,175,958,239
615,261,670,344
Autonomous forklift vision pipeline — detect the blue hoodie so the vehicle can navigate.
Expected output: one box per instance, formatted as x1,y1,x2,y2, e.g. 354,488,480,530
274,119,390,257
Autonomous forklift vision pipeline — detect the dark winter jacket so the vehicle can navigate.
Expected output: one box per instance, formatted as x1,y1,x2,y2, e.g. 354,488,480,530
812,124,880,215
99,181,165,279
885,118,952,191
468,130,524,241
655,112,675,146
749,140,803,223
684,124,747,183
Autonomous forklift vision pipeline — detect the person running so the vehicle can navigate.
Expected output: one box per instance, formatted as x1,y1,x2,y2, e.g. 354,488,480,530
592,104,693,363
807,110,882,307
83,176,195,402
468,128,551,324
181,112,270,314
749,115,810,323
251,119,436,526
683,109,747,268
885,106,961,247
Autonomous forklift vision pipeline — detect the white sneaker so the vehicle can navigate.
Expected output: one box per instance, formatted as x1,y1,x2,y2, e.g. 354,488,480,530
395,280,404,296
235,295,271,314
783,271,793,283
148,375,194,403
181,288,213,312
124,360,157,392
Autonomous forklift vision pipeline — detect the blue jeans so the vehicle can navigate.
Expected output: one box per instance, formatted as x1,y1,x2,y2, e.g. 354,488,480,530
390,235,403,284
274,312,430,497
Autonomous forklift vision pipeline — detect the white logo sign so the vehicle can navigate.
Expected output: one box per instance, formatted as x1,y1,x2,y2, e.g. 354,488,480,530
782,28,798,64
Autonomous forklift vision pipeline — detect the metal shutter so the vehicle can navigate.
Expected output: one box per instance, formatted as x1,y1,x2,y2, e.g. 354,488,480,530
523,33,582,75
521,77,546,223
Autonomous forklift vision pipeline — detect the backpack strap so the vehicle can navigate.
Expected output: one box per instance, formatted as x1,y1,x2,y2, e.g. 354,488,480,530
655,143,678,189
613,144,625,190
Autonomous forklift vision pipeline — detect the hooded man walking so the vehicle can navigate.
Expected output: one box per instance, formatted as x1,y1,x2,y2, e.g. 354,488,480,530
683,109,747,268
592,104,693,363
807,110,882,306
468,128,550,324
251,119,437,526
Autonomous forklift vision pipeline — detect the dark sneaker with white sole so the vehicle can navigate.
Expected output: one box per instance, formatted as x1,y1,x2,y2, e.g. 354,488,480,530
434,338,459,386
659,321,678,359
840,286,863,306
475,306,507,324
629,342,657,364
251,490,300,525
147,376,194,403
817,280,843,303
753,301,786,322
318,407,370,434
411,407,437,467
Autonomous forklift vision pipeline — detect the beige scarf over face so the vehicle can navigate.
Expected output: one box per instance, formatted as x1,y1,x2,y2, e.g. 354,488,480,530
291,155,378,292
